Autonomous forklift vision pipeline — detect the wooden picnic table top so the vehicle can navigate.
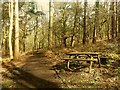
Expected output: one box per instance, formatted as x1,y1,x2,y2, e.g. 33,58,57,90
66,52,101,55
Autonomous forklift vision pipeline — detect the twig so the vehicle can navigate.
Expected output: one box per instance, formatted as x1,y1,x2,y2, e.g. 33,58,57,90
53,67,70,88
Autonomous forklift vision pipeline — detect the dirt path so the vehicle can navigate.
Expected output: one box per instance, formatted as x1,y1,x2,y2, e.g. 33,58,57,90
22,55,62,88
2,51,64,88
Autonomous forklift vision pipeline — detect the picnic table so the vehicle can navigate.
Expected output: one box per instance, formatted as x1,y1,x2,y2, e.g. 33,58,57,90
62,52,101,73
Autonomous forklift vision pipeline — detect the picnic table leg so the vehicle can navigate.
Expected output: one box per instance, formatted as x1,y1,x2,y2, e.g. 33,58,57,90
89,56,93,73
98,55,101,68
67,56,71,70
67,60,70,69
89,61,93,73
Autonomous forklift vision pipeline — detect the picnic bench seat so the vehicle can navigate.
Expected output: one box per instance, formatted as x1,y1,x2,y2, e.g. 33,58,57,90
61,58,98,62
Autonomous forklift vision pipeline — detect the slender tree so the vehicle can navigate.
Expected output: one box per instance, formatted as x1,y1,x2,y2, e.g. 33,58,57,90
9,0,13,60
48,0,53,49
118,1,120,53
23,14,27,52
14,0,19,60
115,1,118,38
33,17,38,50
92,0,99,44
110,1,115,40
82,0,87,44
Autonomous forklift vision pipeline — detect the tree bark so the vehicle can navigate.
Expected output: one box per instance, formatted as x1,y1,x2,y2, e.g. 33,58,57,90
14,0,19,60
92,1,99,44
23,16,27,52
118,2,120,53
110,1,115,40
63,37,67,47
115,2,118,38
9,0,13,60
62,6,67,48
33,17,38,51
82,0,87,44
107,20,110,40
48,0,53,49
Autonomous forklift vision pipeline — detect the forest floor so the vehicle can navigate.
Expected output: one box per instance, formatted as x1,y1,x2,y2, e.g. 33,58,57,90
1,41,120,89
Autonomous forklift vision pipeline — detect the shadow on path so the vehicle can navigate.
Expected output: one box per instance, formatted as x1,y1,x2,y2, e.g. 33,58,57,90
2,61,62,89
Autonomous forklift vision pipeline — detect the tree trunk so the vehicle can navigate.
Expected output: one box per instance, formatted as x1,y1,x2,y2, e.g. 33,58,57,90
48,1,53,49
107,20,110,40
42,28,44,48
92,1,99,44
115,2,118,38
63,37,67,47
14,0,19,60
62,7,67,48
33,17,38,50
82,0,87,44
9,0,13,60
118,2,120,53
110,1,115,40
70,35,75,47
23,15,27,52
92,25,96,43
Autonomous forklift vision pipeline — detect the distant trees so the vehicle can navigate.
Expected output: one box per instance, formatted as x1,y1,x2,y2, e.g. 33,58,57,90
1,1,120,59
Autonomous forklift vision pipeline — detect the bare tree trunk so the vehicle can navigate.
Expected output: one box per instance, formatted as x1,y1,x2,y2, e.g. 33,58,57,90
22,14,27,52
62,19,67,47
54,29,57,48
107,20,110,40
82,0,87,44
115,2,118,38
118,2,120,53
14,0,19,60
92,1,99,44
110,1,115,41
63,37,67,47
33,17,38,50
9,0,13,60
70,35,75,47
48,0,53,49
42,29,44,48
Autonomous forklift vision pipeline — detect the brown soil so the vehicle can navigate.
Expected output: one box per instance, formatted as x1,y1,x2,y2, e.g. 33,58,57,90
2,50,63,88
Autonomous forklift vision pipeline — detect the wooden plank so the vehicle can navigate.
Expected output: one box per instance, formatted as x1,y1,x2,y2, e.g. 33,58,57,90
61,58,98,61
66,52,100,55
98,56,101,68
